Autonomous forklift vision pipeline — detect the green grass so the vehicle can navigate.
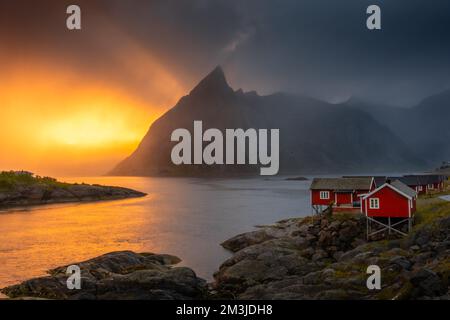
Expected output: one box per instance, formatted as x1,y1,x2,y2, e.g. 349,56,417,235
415,197,450,227
0,171,69,192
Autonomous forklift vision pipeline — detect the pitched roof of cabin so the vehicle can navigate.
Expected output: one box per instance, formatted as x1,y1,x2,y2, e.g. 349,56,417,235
392,174,446,186
395,176,423,186
310,177,373,191
404,174,447,184
362,180,416,199
390,180,417,198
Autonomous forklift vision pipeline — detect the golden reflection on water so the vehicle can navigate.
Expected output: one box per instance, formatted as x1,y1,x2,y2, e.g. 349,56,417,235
0,176,235,291
0,196,150,289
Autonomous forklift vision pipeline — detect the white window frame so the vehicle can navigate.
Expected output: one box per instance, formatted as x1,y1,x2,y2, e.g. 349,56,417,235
319,191,330,200
418,185,423,191
428,184,434,190
369,198,380,209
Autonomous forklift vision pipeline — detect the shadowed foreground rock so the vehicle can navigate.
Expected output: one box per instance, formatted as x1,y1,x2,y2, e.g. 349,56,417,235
1,251,207,300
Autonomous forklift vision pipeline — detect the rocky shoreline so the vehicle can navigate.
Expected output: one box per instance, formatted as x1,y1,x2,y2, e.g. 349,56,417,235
1,203,449,300
213,213,449,299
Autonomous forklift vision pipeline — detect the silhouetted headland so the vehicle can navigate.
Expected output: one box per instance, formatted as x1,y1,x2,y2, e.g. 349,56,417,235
0,171,146,208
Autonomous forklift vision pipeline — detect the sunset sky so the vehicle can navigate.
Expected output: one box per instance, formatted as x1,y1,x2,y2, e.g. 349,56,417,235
1,0,449,176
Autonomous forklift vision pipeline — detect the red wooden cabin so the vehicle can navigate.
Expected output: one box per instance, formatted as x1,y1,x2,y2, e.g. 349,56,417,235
361,180,417,238
361,180,416,218
418,174,447,193
310,177,375,213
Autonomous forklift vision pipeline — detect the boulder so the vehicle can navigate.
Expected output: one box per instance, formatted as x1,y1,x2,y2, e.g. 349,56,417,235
1,251,207,300
389,256,412,270
221,230,274,252
410,269,447,298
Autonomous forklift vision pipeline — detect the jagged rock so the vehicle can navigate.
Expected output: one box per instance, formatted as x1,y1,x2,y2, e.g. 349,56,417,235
320,219,329,228
1,251,207,300
389,256,412,270
412,252,434,263
332,251,344,260
329,220,342,230
221,230,274,252
410,269,447,298
311,250,328,261
318,230,332,246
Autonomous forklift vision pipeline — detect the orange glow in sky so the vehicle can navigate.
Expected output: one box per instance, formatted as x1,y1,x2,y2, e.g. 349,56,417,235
0,60,184,176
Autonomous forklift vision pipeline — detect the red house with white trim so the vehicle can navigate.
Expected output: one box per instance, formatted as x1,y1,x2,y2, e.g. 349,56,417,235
361,180,417,238
361,180,417,218
310,177,375,213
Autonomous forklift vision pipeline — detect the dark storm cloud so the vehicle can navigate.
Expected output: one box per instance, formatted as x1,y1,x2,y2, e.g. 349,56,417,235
1,0,450,106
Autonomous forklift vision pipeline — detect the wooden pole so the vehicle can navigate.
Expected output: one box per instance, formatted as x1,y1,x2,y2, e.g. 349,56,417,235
366,217,369,241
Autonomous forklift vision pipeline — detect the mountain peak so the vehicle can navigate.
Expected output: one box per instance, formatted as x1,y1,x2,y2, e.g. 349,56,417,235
207,66,226,81
189,66,233,98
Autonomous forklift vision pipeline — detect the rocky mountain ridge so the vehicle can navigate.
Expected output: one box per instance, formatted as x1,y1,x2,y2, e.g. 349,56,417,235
110,67,423,176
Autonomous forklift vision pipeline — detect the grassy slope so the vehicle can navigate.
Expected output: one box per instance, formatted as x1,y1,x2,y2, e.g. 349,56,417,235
415,181,450,226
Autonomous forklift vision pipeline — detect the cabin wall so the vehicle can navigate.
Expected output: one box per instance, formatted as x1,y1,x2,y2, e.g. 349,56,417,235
311,190,334,206
420,185,427,194
432,182,442,190
413,185,427,195
312,189,370,207
336,193,352,205
426,182,443,193
364,187,410,218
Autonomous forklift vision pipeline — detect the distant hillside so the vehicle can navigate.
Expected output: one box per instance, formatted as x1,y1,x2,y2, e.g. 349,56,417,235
346,89,450,167
110,67,423,176
0,171,146,207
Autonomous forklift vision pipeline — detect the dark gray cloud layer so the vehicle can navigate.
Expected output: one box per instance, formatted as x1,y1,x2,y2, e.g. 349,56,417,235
1,0,450,106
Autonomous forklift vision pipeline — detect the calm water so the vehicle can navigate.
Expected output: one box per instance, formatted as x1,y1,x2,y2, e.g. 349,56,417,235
0,176,311,290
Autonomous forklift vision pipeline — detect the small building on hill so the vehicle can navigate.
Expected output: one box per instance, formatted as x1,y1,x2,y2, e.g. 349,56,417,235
310,177,375,213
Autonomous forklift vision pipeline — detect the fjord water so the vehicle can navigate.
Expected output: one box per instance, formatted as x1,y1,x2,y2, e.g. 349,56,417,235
0,176,311,289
